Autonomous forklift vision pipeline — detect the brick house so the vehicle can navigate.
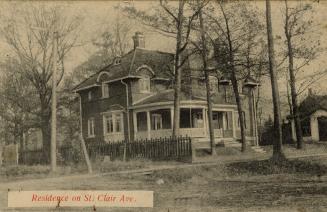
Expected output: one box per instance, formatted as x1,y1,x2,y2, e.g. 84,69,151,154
73,32,259,147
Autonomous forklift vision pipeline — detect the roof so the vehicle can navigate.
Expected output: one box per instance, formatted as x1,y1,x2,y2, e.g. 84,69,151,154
133,89,231,106
299,93,327,118
73,48,174,92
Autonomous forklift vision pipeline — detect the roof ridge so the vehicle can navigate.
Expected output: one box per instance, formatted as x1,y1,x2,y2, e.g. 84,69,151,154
72,71,99,92
135,47,174,55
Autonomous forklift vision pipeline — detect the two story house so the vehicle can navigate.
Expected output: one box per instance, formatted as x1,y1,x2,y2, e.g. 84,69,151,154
73,32,259,147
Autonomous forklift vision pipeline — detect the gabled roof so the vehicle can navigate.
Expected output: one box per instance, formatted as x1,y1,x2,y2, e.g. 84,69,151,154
73,48,174,92
299,93,327,118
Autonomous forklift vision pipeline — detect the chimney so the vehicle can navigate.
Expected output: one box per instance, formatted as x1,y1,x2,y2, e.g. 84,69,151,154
308,88,313,96
133,32,145,49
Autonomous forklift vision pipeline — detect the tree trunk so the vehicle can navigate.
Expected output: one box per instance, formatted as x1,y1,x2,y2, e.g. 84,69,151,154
266,0,284,159
230,71,247,152
219,2,247,152
285,0,303,149
41,111,51,164
172,0,184,138
198,1,216,155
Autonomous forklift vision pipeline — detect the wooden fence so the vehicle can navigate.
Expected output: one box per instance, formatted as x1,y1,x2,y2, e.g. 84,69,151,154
18,136,192,164
87,136,192,162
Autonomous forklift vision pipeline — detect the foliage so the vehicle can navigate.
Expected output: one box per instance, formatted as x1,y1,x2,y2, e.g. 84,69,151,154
0,3,83,162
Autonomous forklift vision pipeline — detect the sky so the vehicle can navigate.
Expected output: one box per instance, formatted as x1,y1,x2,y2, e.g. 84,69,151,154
0,0,326,118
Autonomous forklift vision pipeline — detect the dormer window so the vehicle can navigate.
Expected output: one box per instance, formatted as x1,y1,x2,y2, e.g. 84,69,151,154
102,82,109,98
114,57,121,65
88,91,93,101
139,77,150,93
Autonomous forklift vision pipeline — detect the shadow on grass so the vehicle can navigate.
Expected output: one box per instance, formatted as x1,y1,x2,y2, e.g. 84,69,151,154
227,158,327,176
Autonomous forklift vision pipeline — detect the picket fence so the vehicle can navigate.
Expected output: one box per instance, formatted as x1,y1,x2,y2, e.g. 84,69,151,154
87,136,192,162
18,136,193,164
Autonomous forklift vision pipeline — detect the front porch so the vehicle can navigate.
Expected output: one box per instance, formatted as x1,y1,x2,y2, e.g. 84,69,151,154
133,106,236,143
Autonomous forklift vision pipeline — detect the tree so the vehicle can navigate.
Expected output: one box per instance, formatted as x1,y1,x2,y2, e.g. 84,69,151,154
195,0,216,155
266,0,284,159
207,0,265,151
121,0,203,137
71,15,132,86
0,4,83,163
283,0,323,149
0,57,39,149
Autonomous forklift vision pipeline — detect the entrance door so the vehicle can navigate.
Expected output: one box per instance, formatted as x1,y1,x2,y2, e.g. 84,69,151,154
318,117,327,141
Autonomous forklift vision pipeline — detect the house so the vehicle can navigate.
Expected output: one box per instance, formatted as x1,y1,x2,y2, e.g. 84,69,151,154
290,89,327,142
73,32,259,147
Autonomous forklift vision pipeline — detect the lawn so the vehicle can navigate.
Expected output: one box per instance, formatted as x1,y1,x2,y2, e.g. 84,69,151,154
1,155,327,211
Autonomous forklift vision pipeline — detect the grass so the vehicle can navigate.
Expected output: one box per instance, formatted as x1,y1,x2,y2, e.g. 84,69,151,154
227,158,327,176
1,156,327,210
262,142,327,157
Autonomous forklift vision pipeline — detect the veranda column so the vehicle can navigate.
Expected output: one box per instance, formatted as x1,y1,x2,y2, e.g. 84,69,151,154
203,108,208,137
170,107,174,135
232,111,236,139
133,112,138,139
310,116,319,142
147,111,151,140
291,119,297,142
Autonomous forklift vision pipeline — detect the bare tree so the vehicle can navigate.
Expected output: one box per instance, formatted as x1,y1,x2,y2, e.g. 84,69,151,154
121,0,204,137
207,0,264,151
189,0,217,155
0,4,83,163
283,0,323,148
266,0,284,159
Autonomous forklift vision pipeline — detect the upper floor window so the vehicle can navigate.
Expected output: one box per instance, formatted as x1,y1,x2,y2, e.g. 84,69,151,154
102,83,109,98
103,112,124,135
114,57,121,65
87,117,95,137
238,83,243,94
139,77,150,93
88,91,93,101
209,76,218,93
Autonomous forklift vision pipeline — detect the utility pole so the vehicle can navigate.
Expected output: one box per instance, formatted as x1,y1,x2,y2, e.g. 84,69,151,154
265,0,284,159
51,30,58,172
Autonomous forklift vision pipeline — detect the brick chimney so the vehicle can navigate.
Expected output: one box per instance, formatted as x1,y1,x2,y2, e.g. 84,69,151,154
132,32,145,49
308,88,313,96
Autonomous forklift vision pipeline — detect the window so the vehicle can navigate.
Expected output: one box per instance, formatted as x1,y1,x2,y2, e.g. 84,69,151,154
139,77,150,93
238,83,243,94
236,111,246,129
192,111,203,128
87,118,95,137
102,83,109,98
114,58,121,65
223,112,231,130
151,114,162,130
115,114,122,132
136,112,147,131
103,113,123,134
105,115,113,133
198,79,205,87
212,112,223,129
209,76,218,93
88,91,93,101
180,108,204,128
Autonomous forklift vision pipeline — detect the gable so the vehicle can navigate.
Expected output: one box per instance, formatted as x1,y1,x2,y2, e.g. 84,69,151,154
73,48,174,92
